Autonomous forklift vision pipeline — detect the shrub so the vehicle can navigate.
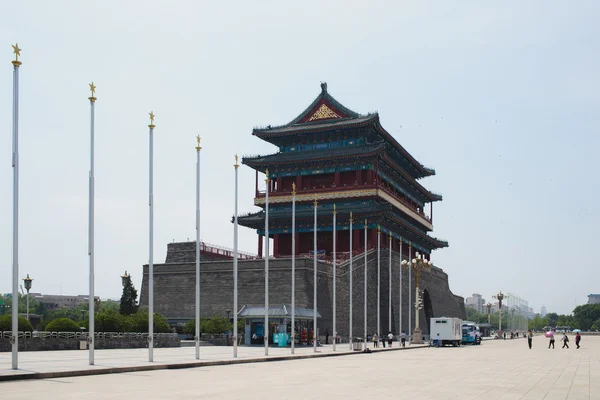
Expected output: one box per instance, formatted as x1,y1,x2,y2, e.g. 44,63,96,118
184,319,195,335
0,315,34,332
45,318,81,332
96,310,129,332
127,310,171,333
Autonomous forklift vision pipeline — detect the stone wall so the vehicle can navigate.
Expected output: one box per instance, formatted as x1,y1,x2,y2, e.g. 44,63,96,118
140,245,465,340
0,334,180,352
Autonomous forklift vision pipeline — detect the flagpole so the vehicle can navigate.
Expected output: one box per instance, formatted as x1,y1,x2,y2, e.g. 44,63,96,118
88,82,97,366
10,44,22,370
233,154,239,358
264,169,270,356
408,243,412,344
363,219,367,350
332,204,336,352
399,238,403,338
195,136,202,359
291,183,296,355
349,213,353,350
148,111,156,362
377,225,380,346
313,197,318,353
388,234,392,335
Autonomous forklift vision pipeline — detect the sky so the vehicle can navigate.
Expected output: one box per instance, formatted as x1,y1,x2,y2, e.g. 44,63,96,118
1,1,598,315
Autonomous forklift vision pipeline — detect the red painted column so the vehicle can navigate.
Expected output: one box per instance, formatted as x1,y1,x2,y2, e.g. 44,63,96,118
255,170,259,196
355,169,361,184
273,234,279,258
334,171,340,187
367,169,373,184
370,228,377,249
276,177,282,193
258,235,263,258
353,229,360,251
296,175,302,190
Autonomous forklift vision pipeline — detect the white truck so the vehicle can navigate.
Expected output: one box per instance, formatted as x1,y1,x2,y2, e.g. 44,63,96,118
430,317,462,347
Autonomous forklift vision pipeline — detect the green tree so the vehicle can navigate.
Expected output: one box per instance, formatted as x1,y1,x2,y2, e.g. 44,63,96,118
528,314,549,330
128,310,171,333
120,275,138,315
546,313,559,327
0,315,34,332
572,304,600,330
45,318,81,332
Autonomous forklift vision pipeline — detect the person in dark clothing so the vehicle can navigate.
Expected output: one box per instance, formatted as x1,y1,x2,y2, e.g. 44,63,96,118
561,334,569,349
527,330,533,349
325,329,329,345
575,332,581,349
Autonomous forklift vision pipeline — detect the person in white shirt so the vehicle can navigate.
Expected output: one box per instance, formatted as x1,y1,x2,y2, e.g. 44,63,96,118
401,331,407,347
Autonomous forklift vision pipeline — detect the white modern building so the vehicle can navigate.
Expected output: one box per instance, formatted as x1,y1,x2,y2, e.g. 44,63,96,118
465,293,486,314
588,294,600,305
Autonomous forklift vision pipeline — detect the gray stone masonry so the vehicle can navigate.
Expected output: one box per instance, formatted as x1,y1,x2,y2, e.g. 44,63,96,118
140,243,465,340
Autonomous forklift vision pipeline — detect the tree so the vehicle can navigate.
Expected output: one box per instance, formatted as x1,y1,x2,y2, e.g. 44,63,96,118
128,310,171,333
528,314,549,330
0,315,33,332
45,318,81,332
120,275,138,316
572,304,600,330
546,313,559,327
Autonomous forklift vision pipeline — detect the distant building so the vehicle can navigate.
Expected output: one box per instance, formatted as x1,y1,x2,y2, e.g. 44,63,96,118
540,305,547,317
30,293,100,310
588,294,600,305
465,293,486,314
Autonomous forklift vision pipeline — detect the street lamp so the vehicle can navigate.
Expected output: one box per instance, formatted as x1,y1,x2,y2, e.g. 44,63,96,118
407,252,431,344
486,302,492,325
226,308,232,320
121,271,131,287
493,291,504,335
22,274,33,322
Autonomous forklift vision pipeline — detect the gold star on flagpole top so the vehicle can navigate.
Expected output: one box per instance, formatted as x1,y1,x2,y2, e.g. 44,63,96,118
11,43,22,66
149,111,155,128
292,182,296,195
234,154,239,168
196,135,202,151
333,204,336,214
265,169,270,182
88,82,97,102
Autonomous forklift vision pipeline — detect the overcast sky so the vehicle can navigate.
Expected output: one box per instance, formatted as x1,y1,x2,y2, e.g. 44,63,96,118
1,1,598,315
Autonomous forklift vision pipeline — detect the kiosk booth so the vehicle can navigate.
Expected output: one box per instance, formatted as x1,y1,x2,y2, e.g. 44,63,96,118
238,304,321,346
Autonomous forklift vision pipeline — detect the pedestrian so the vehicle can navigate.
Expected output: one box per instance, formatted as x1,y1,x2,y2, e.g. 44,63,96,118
388,331,394,348
382,333,386,348
372,333,378,348
548,331,555,349
562,333,569,349
527,330,533,349
401,331,407,347
575,332,581,349
325,329,329,345
503,331,506,340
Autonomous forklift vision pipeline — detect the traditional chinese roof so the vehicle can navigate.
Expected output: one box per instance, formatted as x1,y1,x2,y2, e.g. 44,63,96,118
243,143,384,170
252,83,435,179
237,201,448,251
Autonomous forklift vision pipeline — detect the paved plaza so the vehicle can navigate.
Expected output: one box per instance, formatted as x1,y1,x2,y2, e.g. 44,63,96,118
1,336,599,399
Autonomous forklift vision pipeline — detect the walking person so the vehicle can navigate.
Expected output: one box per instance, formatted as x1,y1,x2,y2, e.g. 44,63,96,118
325,329,329,345
401,331,407,348
372,333,378,348
388,331,394,348
561,333,569,349
527,330,533,349
382,333,386,348
575,332,581,349
548,331,555,349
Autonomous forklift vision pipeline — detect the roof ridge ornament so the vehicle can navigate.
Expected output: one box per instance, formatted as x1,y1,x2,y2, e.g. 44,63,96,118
320,82,327,93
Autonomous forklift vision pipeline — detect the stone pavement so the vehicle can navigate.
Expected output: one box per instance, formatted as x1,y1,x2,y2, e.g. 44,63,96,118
0,340,422,380
1,336,599,399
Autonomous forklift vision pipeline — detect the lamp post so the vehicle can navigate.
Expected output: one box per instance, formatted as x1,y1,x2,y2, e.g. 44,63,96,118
121,270,130,287
22,274,32,321
493,291,504,335
486,302,492,325
408,252,431,344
